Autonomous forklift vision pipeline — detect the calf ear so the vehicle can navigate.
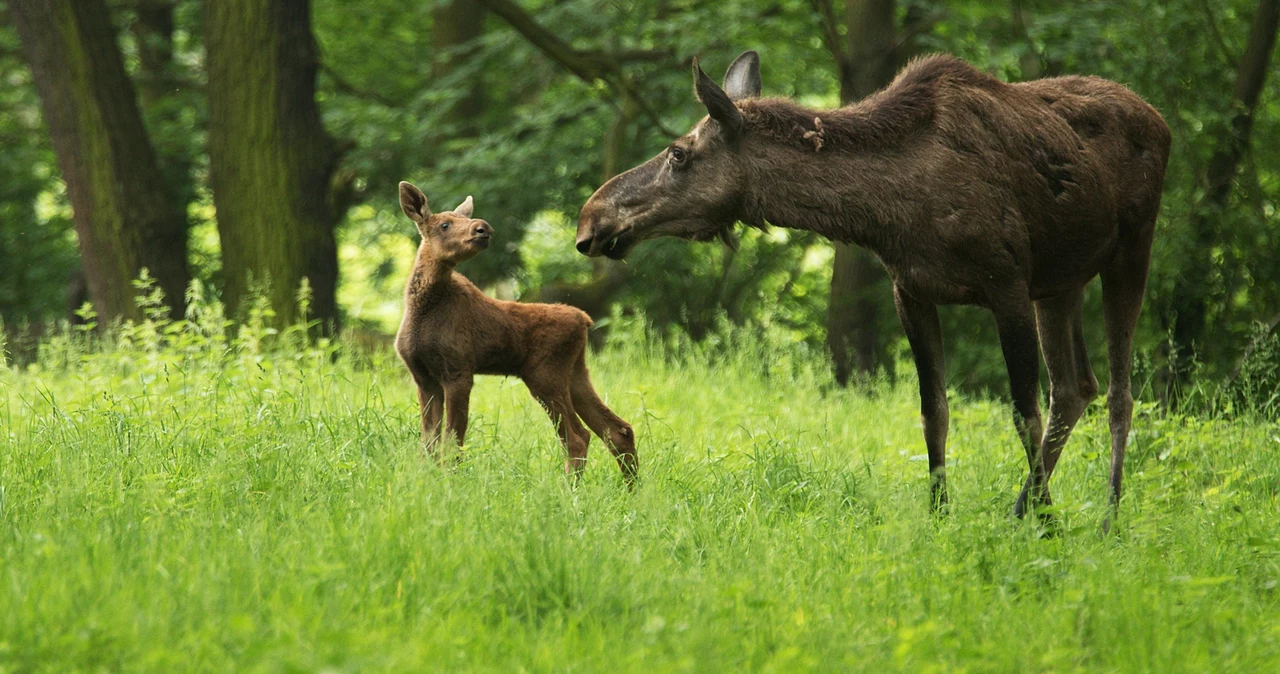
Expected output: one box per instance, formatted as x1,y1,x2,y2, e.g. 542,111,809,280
693,57,743,138
453,195,474,218
399,181,431,223
722,50,761,100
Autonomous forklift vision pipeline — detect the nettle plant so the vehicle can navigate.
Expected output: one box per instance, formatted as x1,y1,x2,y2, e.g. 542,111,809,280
33,270,337,378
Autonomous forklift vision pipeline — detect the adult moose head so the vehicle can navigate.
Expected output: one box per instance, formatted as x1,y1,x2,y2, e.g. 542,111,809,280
578,50,1171,528
577,51,762,259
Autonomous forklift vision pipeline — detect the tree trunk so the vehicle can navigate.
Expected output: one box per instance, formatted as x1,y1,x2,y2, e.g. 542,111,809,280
130,0,199,212
10,0,189,321
824,0,898,384
1167,0,1280,397
433,0,486,135
204,0,341,328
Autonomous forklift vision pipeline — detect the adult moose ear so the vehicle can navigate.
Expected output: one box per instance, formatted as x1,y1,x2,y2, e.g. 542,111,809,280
453,195,474,218
399,181,431,224
693,56,743,138
722,50,761,101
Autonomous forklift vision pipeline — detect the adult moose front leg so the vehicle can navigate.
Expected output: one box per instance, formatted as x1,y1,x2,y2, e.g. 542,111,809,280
893,285,949,510
1014,289,1098,516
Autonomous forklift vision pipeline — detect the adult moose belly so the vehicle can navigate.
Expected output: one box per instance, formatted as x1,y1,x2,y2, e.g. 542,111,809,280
1025,207,1120,300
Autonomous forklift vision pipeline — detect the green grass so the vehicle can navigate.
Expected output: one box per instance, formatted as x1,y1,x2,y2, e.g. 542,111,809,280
1,324,1278,673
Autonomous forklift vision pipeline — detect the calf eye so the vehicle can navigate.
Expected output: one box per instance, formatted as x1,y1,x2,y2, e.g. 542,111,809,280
441,222,450,231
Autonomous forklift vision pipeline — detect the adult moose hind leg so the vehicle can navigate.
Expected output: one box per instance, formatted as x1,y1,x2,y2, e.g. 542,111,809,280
1100,217,1156,532
1015,287,1098,516
892,285,949,511
990,288,1047,522
570,359,638,485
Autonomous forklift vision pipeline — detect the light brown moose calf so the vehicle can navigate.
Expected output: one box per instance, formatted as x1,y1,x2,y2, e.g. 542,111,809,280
394,181,637,482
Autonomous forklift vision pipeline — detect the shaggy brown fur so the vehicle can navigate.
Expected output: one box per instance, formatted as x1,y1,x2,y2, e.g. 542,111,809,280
576,51,1171,525
395,181,636,482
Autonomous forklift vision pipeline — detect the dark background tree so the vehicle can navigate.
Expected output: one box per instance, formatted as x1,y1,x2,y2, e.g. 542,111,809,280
9,0,188,321
811,0,902,385
1163,0,1280,401
204,0,342,326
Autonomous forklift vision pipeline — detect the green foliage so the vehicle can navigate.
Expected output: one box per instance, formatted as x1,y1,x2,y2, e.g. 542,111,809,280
3,301,1280,671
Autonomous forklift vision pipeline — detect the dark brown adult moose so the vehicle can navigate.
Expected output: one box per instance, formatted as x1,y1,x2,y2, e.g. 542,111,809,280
576,51,1170,522
395,181,636,483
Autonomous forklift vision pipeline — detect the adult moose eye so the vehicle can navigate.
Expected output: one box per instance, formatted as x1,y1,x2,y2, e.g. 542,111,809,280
669,147,687,165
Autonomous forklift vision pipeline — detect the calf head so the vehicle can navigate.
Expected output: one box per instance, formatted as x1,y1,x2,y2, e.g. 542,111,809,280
576,51,763,259
399,181,492,264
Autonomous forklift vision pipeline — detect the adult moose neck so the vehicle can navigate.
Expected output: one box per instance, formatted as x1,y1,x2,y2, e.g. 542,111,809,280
733,88,935,256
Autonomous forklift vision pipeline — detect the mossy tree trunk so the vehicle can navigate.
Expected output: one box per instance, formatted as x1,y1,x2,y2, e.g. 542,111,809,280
1165,0,1280,398
10,0,190,321
433,0,486,136
204,0,340,328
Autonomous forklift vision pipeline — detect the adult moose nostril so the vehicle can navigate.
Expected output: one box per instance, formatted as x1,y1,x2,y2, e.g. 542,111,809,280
575,236,593,255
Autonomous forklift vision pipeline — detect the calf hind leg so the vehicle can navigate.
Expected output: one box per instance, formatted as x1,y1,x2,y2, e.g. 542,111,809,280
527,378,592,479
570,362,637,484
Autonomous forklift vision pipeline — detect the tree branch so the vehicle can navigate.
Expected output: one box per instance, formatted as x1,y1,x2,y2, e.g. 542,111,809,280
614,74,680,138
318,62,398,107
476,0,606,81
1198,0,1239,68
477,0,678,137
808,0,849,67
894,8,946,55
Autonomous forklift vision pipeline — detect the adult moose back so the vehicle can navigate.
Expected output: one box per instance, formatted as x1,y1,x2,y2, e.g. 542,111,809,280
577,51,1170,524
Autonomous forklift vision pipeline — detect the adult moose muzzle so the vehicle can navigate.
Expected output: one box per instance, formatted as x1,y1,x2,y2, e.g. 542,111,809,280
577,49,1171,530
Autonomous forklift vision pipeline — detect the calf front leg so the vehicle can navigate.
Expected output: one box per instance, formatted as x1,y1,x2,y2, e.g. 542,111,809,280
443,376,474,451
415,377,444,454
892,285,949,511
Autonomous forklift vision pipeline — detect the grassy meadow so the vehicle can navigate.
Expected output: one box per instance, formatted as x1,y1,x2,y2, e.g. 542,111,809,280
1,309,1279,673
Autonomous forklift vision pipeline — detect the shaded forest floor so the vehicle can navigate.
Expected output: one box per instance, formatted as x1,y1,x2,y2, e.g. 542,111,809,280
2,332,1278,672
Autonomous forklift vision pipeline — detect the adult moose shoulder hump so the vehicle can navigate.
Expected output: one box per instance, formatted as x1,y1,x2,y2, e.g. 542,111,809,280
577,50,1170,527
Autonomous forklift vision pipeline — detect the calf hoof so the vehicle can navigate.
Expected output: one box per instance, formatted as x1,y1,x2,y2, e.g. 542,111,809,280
1036,510,1061,537
929,482,949,515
